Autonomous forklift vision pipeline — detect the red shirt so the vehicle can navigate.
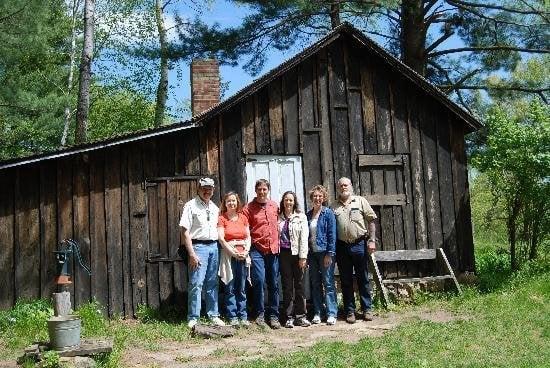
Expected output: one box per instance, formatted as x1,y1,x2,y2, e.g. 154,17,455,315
217,213,248,241
243,199,279,254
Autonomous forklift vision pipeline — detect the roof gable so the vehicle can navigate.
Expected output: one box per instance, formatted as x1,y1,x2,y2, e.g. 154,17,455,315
0,23,481,170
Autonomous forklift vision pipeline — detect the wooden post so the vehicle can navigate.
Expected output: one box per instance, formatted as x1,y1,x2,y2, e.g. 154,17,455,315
53,291,72,316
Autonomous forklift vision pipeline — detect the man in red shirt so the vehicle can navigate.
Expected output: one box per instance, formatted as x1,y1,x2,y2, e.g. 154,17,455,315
243,179,281,329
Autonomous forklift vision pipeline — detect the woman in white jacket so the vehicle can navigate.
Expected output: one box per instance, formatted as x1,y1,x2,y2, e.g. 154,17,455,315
278,191,310,328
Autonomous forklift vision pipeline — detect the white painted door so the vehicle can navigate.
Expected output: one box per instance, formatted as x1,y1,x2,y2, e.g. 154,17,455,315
245,155,305,208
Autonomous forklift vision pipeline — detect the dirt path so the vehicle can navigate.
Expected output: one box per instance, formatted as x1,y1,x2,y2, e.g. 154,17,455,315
122,309,460,367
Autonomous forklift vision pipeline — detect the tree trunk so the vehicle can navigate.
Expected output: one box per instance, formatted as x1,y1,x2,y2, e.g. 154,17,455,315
154,0,169,127
330,1,341,29
401,0,427,75
61,0,81,146
75,0,95,144
507,196,521,271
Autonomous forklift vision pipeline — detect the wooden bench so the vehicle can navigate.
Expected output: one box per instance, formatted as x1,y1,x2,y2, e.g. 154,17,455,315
369,248,461,307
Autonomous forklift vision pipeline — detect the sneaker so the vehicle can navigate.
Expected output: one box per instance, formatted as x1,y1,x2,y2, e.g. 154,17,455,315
294,316,311,327
268,317,281,330
255,316,267,328
210,317,226,326
362,310,374,321
326,316,337,325
346,312,356,324
187,319,198,329
229,318,240,327
240,318,250,327
311,315,321,324
284,318,294,328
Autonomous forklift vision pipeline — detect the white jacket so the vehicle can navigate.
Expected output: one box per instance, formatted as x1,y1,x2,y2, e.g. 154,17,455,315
280,212,309,259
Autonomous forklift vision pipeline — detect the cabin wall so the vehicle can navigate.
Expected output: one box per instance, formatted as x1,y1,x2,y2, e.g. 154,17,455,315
0,35,475,313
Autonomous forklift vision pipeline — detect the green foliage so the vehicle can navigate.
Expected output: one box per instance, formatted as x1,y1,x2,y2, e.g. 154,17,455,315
42,350,62,368
472,100,550,269
0,299,53,353
75,300,108,337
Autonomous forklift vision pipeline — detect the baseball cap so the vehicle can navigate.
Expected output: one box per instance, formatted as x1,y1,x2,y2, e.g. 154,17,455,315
198,177,215,187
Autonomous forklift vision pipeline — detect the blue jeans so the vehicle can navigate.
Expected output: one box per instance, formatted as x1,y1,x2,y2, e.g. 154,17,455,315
224,258,248,320
308,251,338,318
250,247,279,319
187,241,219,321
336,240,372,314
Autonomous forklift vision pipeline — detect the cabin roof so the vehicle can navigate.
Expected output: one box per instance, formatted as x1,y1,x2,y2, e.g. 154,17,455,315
0,22,482,170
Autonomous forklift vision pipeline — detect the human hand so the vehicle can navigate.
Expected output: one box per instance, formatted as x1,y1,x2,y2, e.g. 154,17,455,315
298,258,307,269
323,254,333,268
367,240,376,254
188,253,201,270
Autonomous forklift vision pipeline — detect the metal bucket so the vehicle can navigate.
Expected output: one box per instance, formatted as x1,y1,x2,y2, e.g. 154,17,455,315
47,315,81,351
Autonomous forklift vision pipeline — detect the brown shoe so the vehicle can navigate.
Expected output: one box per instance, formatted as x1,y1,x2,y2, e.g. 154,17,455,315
363,310,374,321
346,312,356,324
268,317,281,330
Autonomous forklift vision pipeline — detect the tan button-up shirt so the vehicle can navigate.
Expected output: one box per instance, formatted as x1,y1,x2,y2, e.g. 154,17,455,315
179,197,219,241
332,195,377,243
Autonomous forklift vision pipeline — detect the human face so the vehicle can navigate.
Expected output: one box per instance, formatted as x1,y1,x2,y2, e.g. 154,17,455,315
255,183,269,202
225,194,238,212
338,179,352,200
311,191,324,209
283,193,295,214
198,186,214,202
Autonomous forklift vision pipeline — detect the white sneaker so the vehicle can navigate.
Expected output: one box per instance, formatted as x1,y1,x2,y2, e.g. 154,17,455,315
326,316,336,325
210,317,226,326
311,315,321,324
187,319,198,329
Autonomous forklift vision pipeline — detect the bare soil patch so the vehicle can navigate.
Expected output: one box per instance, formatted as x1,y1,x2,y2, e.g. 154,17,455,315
122,309,462,368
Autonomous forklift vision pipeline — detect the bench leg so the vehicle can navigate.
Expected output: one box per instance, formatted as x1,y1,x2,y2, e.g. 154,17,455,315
369,253,390,308
437,248,462,295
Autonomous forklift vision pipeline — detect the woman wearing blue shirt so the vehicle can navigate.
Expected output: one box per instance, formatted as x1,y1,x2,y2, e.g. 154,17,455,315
306,185,338,325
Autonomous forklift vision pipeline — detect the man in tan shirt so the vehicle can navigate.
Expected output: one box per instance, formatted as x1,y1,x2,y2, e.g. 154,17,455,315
332,177,377,323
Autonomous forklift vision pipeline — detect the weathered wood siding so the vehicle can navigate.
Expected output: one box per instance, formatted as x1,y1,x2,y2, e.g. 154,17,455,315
0,33,475,312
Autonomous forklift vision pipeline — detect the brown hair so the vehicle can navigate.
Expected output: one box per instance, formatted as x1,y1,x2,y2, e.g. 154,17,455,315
220,191,243,213
279,191,300,215
255,178,271,191
309,184,329,205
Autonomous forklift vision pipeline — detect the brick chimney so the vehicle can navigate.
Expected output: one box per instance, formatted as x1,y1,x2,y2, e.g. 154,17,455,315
190,59,220,116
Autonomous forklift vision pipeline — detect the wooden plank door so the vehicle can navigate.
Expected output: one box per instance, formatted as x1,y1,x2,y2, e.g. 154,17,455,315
145,177,198,310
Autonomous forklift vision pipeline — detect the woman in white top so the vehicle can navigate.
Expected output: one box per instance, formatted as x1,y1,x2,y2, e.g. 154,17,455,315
278,191,310,328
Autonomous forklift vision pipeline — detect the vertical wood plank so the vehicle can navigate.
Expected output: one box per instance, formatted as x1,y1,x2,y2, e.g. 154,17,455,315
300,57,316,131
128,144,148,314
359,60,376,196
174,131,186,175
73,155,91,307
184,130,201,175
408,91,428,249
157,137,176,307
437,114,459,270
57,158,75,302
421,104,443,250
269,78,285,154
317,50,335,201
40,162,57,300
345,45,365,193
15,166,40,300
89,152,108,314
283,67,299,154
0,171,15,308
451,121,475,272
302,132,322,209
205,119,220,177
142,140,160,309
104,147,124,316
241,96,256,155
255,88,271,154
220,107,246,200
120,148,133,316
328,40,351,180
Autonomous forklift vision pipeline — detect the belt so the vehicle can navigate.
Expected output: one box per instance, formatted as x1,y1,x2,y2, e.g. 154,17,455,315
191,239,217,245
338,237,366,246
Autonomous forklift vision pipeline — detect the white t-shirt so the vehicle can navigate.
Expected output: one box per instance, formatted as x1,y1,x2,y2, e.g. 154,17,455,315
179,196,219,241
309,218,319,252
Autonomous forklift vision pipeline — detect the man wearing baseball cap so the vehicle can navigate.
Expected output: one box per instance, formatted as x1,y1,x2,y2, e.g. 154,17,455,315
180,177,224,328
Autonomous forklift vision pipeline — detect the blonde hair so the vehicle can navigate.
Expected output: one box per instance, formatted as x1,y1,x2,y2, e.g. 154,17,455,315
309,185,329,206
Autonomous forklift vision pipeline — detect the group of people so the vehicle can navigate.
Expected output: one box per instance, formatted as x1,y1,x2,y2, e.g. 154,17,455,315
179,176,378,329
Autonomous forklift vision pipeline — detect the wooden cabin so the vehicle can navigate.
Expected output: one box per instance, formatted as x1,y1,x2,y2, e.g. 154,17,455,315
0,23,481,316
